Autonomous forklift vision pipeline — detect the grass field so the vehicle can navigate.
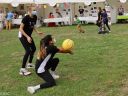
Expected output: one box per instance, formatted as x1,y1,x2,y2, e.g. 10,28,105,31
0,24,128,96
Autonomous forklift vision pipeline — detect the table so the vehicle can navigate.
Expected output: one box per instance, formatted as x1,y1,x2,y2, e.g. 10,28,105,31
117,15,128,23
117,15,128,20
78,16,98,24
43,17,70,23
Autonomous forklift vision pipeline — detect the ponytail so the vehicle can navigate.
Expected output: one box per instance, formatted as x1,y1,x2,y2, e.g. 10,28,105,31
37,39,46,59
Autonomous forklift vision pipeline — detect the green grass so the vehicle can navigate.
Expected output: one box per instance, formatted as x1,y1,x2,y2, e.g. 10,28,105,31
1,24,128,96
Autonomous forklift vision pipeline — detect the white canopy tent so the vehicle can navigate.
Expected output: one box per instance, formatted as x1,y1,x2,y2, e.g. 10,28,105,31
0,0,119,25
0,0,34,4
0,0,106,5
35,0,106,6
0,0,127,6
0,0,34,7
0,0,12,3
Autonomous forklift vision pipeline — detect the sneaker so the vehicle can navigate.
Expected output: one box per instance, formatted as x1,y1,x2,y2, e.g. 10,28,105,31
19,68,31,76
27,63,35,68
109,30,111,32
50,71,59,79
27,86,35,94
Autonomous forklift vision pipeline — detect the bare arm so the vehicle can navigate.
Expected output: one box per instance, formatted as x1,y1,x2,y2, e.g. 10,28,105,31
19,23,32,43
34,27,44,35
34,27,39,33
19,23,28,38
58,47,73,54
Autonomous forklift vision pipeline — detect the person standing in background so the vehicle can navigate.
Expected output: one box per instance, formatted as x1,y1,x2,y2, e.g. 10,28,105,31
48,12,56,27
78,6,84,17
6,11,14,31
96,7,102,34
118,5,124,15
78,6,85,24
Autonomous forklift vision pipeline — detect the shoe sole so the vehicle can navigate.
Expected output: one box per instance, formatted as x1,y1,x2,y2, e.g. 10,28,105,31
19,72,31,76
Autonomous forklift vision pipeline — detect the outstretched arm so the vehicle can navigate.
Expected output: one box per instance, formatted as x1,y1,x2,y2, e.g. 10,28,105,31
58,47,73,54
34,27,44,36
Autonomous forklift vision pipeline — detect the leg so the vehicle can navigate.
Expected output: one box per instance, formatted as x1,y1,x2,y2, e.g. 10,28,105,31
29,38,36,63
46,58,60,79
39,70,56,89
19,37,31,68
105,22,110,31
58,22,61,26
6,20,9,30
27,38,36,68
50,58,59,71
19,37,32,75
8,21,12,30
98,25,102,34
27,70,56,94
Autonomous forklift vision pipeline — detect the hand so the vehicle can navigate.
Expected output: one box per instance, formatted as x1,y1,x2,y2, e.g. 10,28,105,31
27,36,32,43
38,32,44,35
69,50,73,55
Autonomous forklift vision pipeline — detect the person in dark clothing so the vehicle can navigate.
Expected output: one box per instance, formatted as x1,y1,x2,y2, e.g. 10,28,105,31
118,5,124,15
19,7,43,76
96,7,102,34
79,6,84,17
27,35,73,94
97,7,102,21
102,9,111,32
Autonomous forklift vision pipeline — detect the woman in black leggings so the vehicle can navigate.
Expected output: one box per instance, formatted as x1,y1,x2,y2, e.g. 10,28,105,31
27,35,72,94
19,7,43,76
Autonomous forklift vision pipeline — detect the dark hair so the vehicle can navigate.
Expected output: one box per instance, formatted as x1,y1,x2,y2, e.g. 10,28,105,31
37,35,52,59
43,35,52,46
103,9,106,12
98,7,102,12
49,12,53,15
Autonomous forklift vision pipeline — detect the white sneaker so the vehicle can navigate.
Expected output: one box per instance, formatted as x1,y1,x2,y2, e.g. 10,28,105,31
27,63,35,69
19,68,31,76
109,30,111,32
27,86,35,94
50,71,60,79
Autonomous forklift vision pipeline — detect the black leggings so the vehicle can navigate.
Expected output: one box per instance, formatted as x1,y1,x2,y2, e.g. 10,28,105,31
46,58,59,71
19,37,36,68
36,58,59,89
104,21,110,31
37,70,56,89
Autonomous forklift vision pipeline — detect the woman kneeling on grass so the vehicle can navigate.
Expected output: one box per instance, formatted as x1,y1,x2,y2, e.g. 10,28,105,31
27,35,73,94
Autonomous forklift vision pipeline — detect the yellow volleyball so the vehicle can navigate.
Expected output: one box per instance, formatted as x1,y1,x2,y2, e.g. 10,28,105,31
62,39,74,50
